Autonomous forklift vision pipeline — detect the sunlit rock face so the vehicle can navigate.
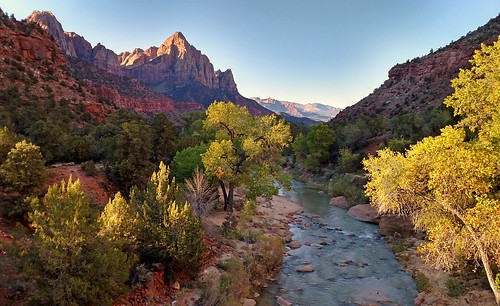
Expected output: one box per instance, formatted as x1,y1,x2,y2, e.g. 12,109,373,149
28,11,270,115
332,14,500,122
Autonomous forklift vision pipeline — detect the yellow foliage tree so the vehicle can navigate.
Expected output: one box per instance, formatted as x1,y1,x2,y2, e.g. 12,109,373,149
202,102,292,211
364,38,500,304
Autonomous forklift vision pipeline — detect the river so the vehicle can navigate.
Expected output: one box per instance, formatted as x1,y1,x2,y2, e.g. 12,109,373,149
257,181,417,305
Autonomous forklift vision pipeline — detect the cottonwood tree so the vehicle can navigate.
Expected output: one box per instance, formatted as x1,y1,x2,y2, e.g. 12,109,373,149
364,38,500,304
202,102,292,211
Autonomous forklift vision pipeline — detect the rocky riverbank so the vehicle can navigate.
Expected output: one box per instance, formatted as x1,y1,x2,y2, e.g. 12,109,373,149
167,194,303,305
335,198,497,305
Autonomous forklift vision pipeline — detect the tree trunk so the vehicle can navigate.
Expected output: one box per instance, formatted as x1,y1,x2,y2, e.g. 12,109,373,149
228,182,234,212
477,245,500,305
219,180,229,211
446,205,500,304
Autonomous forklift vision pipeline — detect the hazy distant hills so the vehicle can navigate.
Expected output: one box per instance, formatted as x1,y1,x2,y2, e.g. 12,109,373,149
253,97,342,122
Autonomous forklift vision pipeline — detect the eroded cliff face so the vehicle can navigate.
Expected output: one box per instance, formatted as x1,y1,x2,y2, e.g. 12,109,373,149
26,10,77,58
333,14,500,122
26,11,270,114
122,32,221,89
0,11,114,120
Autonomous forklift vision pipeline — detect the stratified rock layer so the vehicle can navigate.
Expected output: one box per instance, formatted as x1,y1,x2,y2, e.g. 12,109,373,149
27,11,271,115
332,14,500,122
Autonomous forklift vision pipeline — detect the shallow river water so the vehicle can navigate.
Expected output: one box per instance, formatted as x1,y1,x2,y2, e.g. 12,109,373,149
257,181,417,306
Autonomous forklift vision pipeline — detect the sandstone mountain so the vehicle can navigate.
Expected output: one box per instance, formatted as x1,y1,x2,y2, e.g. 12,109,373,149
253,97,342,122
0,10,115,121
333,14,500,123
27,11,271,115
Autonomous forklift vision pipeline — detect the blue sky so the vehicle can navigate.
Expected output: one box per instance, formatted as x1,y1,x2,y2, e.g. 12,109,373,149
1,1,499,107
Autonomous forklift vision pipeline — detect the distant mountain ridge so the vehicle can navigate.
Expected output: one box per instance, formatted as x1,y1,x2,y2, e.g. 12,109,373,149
27,10,271,115
332,14,500,123
253,97,342,122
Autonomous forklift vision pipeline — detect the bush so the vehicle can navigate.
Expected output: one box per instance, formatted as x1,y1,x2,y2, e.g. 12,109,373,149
80,160,97,176
328,175,368,205
415,272,430,292
339,148,363,173
132,163,205,276
0,140,46,196
446,277,465,297
24,178,134,305
199,268,223,306
219,258,251,303
386,138,413,153
250,235,284,275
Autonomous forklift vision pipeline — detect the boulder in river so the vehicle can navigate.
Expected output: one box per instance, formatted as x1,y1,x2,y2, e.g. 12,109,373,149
329,196,350,209
379,214,414,238
296,265,315,273
289,241,302,249
347,204,380,224
243,298,257,306
277,296,292,306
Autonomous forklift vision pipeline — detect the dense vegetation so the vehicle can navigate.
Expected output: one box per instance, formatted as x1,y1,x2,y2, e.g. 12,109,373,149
364,38,500,303
2,9,499,304
0,82,291,303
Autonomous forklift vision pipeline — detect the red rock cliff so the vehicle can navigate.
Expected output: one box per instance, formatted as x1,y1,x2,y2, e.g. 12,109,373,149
333,14,500,122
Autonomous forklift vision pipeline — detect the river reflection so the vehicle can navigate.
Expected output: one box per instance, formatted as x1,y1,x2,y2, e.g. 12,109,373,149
258,181,417,306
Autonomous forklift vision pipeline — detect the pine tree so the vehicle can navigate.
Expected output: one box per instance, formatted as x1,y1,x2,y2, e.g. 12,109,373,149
99,191,139,248
25,178,134,305
132,162,205,275
0,140,46,196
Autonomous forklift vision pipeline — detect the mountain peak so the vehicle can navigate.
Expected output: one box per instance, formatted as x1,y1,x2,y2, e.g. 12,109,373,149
158,31,190,58
27,10,77,57
172,31,186,40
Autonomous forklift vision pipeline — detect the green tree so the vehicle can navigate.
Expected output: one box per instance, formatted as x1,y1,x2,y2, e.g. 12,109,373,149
292,133,308,163
338,148,363,173
202,102,291,211
176,111,214,151
132,162,205,274
171,144,207,182
99,191,139,248
107,121,153,192
364,38,500,303
65,134,96,163
293,124,334,172
0,140,46,196
151,113,177,164
26,120,67,163
25,178,133,305
0,126,21,164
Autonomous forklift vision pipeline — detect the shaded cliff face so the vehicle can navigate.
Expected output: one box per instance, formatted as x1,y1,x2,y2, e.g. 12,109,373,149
333,14,500,122
27,11,271,115
0,10,114,121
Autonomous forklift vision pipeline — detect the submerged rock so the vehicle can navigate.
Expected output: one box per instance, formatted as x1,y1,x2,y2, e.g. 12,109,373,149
296,266,314,273
329,196,350,209
277,296,292,306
